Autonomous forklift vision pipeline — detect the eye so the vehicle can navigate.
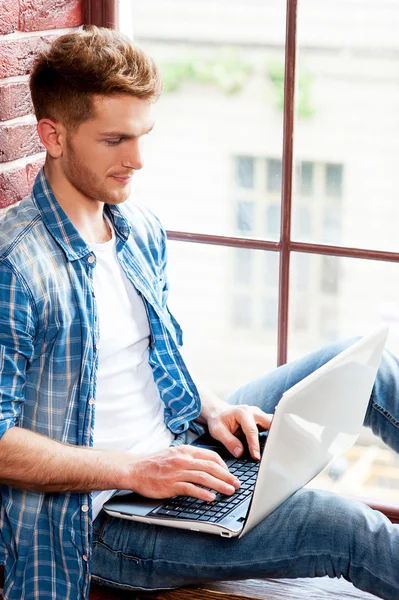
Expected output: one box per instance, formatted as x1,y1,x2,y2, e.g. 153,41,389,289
104,139,122,146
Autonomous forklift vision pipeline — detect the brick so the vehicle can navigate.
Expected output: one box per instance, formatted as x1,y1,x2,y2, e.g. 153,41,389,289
0,158,44,209
0,82,33,122
26,157,44,186
0,122,44,163
0,35,56,79
0,166,29,208
0,0,19,35
19,0,84,32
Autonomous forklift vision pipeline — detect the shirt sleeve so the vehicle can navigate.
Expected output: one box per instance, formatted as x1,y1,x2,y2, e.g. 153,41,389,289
0,262,35,441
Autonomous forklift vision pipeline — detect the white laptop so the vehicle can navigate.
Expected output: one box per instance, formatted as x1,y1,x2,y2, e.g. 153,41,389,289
103,326,388,538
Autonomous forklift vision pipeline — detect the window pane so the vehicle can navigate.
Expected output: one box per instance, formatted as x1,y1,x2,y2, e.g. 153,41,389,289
325,164,344,198
297,161,314,196
265,252,279,287
236,200,254,233
236,156,255,189
232,296,253,328
265,204,280,240
126,1,286,237
320,255,340,295
267,159,282,193
234,248,253,284
323,209,342,245
167,241,278,396
293,1,399,251
288,253,399,503
291,252,310,292
262,296,278,329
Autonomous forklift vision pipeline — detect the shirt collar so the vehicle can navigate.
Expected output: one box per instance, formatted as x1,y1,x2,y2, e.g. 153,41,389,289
32,167,131,261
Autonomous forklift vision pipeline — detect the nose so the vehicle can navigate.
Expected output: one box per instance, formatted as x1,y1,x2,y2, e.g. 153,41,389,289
122,139,144,171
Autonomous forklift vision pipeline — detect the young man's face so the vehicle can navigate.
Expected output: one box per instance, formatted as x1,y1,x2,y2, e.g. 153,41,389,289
61,94,155,205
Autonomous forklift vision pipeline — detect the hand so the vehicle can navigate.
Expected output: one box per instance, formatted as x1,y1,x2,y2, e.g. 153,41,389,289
126,444,241,502
206,404,273,460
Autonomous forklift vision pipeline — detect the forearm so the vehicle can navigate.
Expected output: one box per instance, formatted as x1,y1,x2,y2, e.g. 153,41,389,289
0,426,131,492
0,427,240,501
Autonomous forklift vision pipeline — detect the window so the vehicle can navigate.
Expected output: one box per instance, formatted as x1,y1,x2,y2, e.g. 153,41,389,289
319,305,338,342
236,201,255,234
323,210,342,245
263,297,278,329
234,248,253,285
326,164,344,198
297,161,314,196
236,156,255,189
266,204,280,239
292,296,309,331
296,206,311,237
321,255,340,295
267,159,282,193
291,252,310,292
232,296,253,328
265,252,279,288
118,0,399,513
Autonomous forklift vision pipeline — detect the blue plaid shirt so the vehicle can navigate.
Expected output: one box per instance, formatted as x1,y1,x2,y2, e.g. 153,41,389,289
0,168,202,600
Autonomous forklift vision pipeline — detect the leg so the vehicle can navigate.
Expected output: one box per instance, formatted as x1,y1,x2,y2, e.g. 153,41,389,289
225,337,358,412
365,346,399,454
92,486,399,599
226,338,399,455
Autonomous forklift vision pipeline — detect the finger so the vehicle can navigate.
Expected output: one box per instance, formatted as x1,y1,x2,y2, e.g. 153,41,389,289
211,425,245,459
239,413,262,460
174,482,217,502
190,446,230,471
186,470,237,497
195,459,240,489
252,407,273,431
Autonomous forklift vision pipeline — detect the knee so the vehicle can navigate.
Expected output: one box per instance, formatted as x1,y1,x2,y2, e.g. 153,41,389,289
287,488,378,556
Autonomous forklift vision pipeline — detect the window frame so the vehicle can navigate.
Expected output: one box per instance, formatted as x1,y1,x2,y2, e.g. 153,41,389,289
84,0,118,28
91,0,399,521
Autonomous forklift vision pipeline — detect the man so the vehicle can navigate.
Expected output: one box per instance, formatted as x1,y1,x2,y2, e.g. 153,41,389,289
0,25,398,600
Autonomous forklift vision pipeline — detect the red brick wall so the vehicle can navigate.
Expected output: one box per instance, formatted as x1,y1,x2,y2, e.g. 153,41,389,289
0,0,84,209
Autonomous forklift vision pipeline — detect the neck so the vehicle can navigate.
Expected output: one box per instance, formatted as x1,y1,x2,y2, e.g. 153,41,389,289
44,159,112,244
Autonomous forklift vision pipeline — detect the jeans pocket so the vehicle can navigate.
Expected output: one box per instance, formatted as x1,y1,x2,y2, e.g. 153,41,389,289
92,511,112,542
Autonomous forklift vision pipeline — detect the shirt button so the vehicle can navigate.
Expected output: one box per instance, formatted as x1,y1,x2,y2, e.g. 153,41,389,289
87,255,95,264
81,504,89,513
88,398,95,406
82,554,88,562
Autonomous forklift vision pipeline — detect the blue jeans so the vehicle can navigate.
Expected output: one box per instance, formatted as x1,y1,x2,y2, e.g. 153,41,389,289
91,339,399,599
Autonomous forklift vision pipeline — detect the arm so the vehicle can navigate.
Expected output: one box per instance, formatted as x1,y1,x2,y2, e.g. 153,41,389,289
0,426,131,492
0,427,239,500
0,264,238,500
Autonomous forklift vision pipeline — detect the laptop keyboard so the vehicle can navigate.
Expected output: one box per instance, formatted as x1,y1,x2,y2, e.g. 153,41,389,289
150,434,267,524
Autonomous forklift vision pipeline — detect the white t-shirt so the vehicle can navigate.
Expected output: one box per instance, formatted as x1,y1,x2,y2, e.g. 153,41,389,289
89,222,174,520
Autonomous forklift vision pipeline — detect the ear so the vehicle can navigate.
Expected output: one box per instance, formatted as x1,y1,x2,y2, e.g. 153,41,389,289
37,119,65,159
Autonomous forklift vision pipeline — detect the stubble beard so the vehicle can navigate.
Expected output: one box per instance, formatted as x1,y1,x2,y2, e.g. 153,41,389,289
64,137,130,205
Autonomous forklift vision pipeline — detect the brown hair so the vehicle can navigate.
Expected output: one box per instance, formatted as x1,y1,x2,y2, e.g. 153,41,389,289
29,25,163,130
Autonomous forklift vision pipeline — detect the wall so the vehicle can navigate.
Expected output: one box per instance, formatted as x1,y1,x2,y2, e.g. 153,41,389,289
0,0,84,209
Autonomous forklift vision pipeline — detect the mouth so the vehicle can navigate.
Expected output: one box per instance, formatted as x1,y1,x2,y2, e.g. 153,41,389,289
111,175,132,184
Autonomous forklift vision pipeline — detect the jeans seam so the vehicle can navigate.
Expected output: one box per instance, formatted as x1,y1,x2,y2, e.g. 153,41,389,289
91,573,179,592
92,539,141,563
371,396,399,430
148,552,396,590
91,552,397,593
